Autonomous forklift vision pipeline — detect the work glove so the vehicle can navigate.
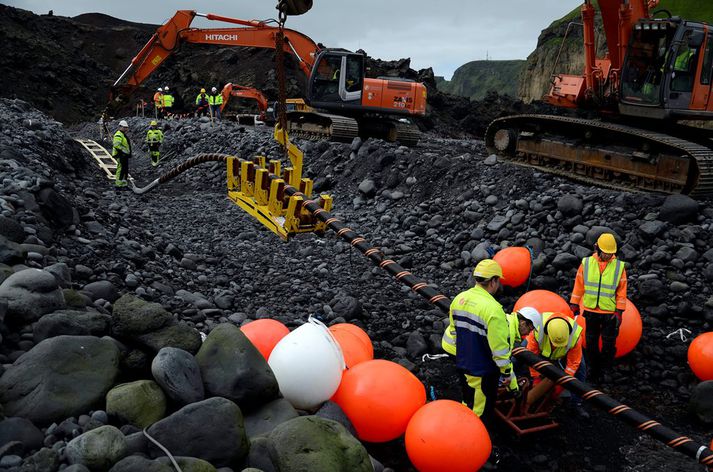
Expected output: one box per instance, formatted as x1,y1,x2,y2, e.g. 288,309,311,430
614,309,624,326
570,303,580,317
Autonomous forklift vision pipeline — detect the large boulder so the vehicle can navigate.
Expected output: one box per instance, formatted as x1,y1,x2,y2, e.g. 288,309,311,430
65,425,127,471
585,226,619,247
82,281,120,303
659,194,699,224
146,397,249,467
689,380,713,425
0,336,120,424
0,269,65,324
195,323,279,409
0,417,44,453
37,187,77,227
33,310,111,343
0,235,25,265
151,347,204,406
156,457,216,472
109,456,172,472
0,216,24,243
111,294,173,337
266,416,372,472
243,398,299,438
136,323,202,355
106,380,167,428
557,194,583,216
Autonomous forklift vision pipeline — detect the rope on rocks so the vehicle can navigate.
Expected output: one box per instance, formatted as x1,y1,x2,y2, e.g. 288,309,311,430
666,328,692,343
143,428,183,472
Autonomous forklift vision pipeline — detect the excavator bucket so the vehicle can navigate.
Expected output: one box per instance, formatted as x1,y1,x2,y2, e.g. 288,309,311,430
278,0,313,16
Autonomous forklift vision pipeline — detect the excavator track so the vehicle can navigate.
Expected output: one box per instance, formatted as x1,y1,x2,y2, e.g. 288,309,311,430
485,114,713,198
286,112,359,142
393,122,421,147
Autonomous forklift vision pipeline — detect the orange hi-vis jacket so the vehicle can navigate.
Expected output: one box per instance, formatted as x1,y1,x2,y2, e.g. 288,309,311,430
526,314,583,378
154,92,163,108
569,252,627,313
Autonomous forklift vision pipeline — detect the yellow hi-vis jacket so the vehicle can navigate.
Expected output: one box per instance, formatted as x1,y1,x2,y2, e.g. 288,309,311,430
162,94,174,108
112,130,130,157
442,311,521,355
209,94,224,106
146,129,163,145
582,256,625,312
448,285,513,378
527,312,583,377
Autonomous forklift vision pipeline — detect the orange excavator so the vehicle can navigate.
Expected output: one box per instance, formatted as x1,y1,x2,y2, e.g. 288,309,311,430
486,0,713,196
109,10,426,145
220,83,269,123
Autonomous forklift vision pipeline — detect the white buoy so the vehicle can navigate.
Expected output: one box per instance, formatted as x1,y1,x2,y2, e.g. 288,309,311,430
268,316,345,410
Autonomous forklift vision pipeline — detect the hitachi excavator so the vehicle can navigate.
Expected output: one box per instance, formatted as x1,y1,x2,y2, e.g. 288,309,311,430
486,0,713,197
220,83,269,124
109,10,426,145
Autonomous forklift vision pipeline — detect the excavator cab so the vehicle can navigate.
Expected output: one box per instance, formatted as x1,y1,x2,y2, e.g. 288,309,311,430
620,19,710,119
308,49,365,111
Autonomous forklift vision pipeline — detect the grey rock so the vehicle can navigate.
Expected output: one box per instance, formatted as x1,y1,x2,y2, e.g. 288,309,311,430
557,194,583,216
0,216,24,243
21,447,59,471
111,294,172,337
486,215,508,232
266,416,371,472
0,455,21,467
156,456,217,472
82,281,119,303
314,401,356,437
675,247,698,263
64,465,92,472
0,417,44,452
358,180,376,198
585,226,619,247
0,336,120,424
136,323,202,355
109,455,172,472
106,381,167,429
147,397,249,467
0,268,65,324
552,253,580,269
689,381,713,424
331,295,363,321
33,310,111,343
659,195,698,224
37,188,76,227
151,347,205,405
483,154,497,166
44,262,71,288
638,278,665,302
406,331,428,358
638,220,666,238
244,398,299,438
65,425,127,470
0,235,25,265
196,324,279,409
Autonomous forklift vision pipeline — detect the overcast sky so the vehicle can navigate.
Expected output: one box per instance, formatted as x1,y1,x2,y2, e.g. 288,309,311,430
8,1,583,79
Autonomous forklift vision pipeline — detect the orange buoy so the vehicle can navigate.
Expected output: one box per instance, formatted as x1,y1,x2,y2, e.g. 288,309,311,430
405,400,491,472
240,319,290,360
575,299,642,358
329,323,373,368
514,290,573,318
688,332,713,381
493,247,531,288
332,359,426,442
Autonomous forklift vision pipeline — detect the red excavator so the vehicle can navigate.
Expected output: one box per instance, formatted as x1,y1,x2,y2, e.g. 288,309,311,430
109,10,426,145
220,83,269,124
486,0,713,196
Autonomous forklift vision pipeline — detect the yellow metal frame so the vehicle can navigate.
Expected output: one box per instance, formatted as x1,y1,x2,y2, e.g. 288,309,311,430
226,126,333,241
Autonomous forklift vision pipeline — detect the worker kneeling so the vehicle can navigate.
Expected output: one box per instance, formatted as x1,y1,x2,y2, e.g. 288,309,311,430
525,312,589,418
145,121,164,167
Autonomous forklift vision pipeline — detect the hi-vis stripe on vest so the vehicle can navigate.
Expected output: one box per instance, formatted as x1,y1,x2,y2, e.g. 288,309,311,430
582,256,623,312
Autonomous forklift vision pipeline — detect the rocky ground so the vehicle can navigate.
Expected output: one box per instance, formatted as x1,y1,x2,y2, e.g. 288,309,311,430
1,96,712,472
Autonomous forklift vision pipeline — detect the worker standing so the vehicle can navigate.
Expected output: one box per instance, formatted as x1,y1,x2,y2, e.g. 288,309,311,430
145,120,164,167
569,233,627,383
112,120,131,189
153,88,164,118
448,259,519,428
162,86,174,118
525,312,589,418
195,88,210,117
209,86,223,121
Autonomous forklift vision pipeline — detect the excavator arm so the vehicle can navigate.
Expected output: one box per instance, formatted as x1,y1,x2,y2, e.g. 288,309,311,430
109,9,321,105
220,84,269,115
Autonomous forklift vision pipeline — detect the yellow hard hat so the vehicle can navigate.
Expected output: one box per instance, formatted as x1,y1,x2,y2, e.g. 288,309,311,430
200,88,206,93
473,259,504,280
597,233,617,254
150,120,157,126
546,317,571,347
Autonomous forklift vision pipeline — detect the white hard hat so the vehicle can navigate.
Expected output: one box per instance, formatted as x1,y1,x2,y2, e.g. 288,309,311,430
211,87,217,92
517,306,542,331
164,86,169,91
157,87,163,92
119,120,129,127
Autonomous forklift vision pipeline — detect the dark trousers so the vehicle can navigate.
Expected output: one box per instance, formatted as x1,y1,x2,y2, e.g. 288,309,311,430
458,369,499,429
583,310,620,379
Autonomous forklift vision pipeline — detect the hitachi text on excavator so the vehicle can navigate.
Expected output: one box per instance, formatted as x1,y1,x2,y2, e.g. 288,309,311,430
486,0,713,197
108,10,426,145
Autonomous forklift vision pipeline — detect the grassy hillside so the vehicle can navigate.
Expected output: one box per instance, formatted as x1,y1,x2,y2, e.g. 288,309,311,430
437,60,525,100
558,0,713,27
